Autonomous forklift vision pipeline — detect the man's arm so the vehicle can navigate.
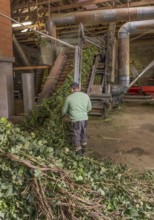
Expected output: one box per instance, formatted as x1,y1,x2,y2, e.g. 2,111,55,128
62,98,69,116
87,97,92,112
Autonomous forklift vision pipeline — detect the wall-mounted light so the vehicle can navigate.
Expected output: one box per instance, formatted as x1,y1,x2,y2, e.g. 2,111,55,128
12,21,32,28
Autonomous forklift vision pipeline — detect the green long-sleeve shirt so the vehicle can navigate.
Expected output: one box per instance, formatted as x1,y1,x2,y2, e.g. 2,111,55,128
62,91,92,122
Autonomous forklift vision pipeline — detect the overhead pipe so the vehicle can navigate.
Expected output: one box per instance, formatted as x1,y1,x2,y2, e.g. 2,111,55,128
118,20,154,87
46,7,154,38
46,7,154,92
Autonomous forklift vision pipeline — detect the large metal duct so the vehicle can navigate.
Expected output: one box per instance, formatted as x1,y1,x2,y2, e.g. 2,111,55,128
46,7,154,37
118,20,154,87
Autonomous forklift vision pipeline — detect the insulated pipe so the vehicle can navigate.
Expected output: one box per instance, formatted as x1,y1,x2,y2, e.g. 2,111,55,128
118,20,154,87
46,7,154,38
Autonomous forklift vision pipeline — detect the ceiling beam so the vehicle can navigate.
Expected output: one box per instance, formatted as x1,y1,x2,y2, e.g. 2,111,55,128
13,0,113,11
49,0,112,12
12,0,62,10
12,0,154,17
98,0,154,9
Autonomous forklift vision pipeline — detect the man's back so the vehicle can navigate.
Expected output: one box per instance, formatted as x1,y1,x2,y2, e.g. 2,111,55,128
62,91,92,122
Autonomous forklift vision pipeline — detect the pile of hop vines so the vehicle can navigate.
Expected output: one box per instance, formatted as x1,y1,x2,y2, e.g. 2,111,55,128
0,47,154,220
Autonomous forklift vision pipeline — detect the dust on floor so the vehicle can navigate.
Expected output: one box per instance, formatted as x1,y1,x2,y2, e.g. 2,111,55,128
87,104,154,170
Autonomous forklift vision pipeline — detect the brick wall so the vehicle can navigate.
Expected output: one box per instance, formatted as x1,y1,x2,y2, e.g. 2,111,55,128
0,0,13,57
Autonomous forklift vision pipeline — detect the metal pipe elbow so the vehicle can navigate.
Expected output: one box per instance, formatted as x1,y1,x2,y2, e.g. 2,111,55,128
118,22,131,39
111,85,128,96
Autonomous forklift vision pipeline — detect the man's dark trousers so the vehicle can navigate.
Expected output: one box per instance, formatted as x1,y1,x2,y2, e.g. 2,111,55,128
72,120,87,152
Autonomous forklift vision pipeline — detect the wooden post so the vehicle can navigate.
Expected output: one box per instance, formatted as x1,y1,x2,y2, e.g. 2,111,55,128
105,23,117,84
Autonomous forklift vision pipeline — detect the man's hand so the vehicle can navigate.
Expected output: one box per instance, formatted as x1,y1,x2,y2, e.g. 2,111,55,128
63,115,70,122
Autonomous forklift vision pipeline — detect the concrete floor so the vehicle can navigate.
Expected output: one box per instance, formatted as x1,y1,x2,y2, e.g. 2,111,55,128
87,104,154,170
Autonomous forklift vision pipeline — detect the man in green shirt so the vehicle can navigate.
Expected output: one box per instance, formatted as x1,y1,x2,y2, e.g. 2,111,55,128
62,82,92,156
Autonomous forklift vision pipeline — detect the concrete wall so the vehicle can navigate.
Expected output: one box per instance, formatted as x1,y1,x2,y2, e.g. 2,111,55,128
130,40,154,85
0,0,14,118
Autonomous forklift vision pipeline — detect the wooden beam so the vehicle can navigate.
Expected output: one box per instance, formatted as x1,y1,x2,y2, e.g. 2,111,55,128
12,0,114,11
98,0,154,9
12,0,62,10
119,0,154,7
13,34,32,67
13,65,51,71
105,23,117,83
50,0,112,12
38,54,65,102
12,0,154,16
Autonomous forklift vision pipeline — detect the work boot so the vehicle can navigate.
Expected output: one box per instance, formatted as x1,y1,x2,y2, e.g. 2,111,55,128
82,146,86,154
75,146,83,157
76,149,83,157
81,142,87,154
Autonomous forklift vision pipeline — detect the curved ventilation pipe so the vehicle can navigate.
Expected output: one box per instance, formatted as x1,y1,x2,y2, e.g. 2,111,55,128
46,7,154,38
118,20,154,87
